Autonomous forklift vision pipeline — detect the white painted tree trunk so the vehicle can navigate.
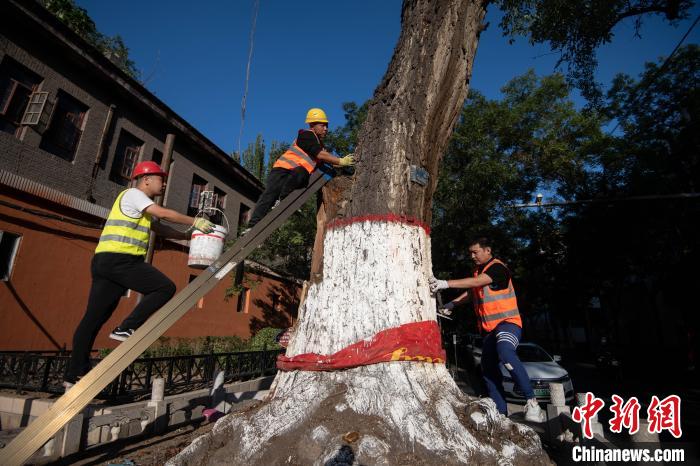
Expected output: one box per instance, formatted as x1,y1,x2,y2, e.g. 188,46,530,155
170,0,552,463
168,222,549,465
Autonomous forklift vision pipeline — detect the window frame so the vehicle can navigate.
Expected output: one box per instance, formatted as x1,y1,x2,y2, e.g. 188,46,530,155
0,231,22,282
119,145,140,180
20,91,49,126
39,89,89,161
187,174,209,217
109,129,144,186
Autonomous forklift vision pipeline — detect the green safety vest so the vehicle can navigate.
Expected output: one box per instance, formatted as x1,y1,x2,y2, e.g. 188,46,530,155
95,190,152,256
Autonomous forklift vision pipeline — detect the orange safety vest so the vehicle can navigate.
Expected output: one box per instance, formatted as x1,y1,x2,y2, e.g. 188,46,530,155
472,258,522,333
272,130,320,174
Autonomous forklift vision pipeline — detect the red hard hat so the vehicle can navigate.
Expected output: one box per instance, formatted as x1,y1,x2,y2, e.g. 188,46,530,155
131,161,168,180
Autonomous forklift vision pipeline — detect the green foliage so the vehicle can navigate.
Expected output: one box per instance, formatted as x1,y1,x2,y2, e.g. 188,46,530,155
39,0,140,79
245,197,318,278
431,70,605,283
559,45,700,307
98,333,279,358
432,48,699,352
141,336,247,356
325,101,369,154
239,134,266,181
246,327,283,351
495,0,694,104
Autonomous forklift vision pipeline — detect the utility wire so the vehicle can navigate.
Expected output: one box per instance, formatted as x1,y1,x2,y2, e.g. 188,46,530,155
511,192,700,208
607,14,700,136
237,0,260,159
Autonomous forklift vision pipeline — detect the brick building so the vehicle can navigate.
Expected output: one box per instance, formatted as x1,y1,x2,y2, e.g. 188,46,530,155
0,0,301,351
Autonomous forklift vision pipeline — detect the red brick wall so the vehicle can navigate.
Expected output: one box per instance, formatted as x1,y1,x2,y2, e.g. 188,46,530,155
0,192,300,351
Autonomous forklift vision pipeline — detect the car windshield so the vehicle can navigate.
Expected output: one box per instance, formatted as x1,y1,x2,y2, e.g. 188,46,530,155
516,345,552,362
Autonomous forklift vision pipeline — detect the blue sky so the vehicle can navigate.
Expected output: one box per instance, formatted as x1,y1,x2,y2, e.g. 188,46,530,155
77,0,699,157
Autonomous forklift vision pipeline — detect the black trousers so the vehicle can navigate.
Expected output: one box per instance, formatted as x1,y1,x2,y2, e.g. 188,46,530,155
248,167,309,227
66,252,176,382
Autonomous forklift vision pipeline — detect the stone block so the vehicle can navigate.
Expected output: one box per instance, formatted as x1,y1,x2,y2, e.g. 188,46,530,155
59,412,83,457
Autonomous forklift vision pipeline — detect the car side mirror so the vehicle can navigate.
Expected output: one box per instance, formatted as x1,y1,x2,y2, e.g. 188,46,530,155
553,355,562,362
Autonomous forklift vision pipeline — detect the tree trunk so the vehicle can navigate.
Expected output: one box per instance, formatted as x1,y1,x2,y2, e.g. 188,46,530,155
169,1,551,464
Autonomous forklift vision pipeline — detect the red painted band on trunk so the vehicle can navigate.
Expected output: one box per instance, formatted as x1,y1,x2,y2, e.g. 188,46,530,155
191,233,223,239
325,213,431,235
277,321,445,371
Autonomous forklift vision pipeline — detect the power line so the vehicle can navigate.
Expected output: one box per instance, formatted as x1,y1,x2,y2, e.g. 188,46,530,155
511,192,700,208
607,14,700,136
236,0,260,159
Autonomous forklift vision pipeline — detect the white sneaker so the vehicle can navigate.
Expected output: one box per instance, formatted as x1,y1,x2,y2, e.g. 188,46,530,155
109,327,134,341
524,398,545,422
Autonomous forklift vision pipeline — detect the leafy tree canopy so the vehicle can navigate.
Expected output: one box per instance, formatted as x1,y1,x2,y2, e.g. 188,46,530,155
495,0,695,104
38,0,140,79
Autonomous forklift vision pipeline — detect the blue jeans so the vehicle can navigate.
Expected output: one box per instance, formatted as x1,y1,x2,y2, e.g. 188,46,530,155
481,321,534,414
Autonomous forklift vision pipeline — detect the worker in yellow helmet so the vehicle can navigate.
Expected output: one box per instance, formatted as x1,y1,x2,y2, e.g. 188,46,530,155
245,108,354,230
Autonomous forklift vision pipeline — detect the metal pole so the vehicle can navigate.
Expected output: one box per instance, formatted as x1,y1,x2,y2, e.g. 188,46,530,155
145,133,176,264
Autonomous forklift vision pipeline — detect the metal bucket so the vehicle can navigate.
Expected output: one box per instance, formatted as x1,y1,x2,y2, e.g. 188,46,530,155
188,224,227,269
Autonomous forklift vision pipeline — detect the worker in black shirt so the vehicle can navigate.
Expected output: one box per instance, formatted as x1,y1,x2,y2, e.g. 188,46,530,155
245,108,354,230
429,236,545,422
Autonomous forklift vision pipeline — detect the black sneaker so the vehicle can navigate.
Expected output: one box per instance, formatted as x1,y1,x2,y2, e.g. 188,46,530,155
109,327,134,341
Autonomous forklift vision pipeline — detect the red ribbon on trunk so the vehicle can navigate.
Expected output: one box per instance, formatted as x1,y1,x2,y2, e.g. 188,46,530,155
277,321,446,371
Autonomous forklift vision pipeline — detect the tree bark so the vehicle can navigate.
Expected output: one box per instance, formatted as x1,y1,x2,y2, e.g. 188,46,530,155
169,1,551,464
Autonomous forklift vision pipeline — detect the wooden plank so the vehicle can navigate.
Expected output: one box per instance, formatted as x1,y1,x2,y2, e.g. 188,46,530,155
0,166,334,466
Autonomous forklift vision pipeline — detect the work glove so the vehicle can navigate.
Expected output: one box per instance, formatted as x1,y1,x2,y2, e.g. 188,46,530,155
429,276,449,294
438,301,456,316
193,218,215,234
338,155,355,167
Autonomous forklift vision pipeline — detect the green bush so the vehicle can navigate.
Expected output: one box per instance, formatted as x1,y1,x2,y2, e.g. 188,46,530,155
96,330,281,359
247,327,283,351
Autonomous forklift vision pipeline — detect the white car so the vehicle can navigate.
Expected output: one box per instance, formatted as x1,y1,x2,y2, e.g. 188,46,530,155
500,343,574,403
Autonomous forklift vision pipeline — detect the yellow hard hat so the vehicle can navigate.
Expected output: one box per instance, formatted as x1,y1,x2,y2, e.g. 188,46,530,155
305,108,328,124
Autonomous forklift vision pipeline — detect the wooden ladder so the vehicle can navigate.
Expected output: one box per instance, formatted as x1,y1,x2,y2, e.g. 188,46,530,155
0,165,335,466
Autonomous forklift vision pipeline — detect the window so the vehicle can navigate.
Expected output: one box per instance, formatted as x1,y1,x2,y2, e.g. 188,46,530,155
21,91,49,126
209,187,227,225
272,293,285,312
0,231,21,281
237,287,250,314
152,148,163,165
0,57,43,135
109,130,144,186
233,262,248,313
239,203,251,229
187,174,208,217
40,90,88,161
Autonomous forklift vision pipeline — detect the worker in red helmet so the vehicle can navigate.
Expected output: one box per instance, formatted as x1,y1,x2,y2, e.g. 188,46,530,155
64,161,215,390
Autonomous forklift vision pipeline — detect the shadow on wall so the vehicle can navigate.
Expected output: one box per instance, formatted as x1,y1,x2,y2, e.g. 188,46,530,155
249,283,299,334
4,281,63,350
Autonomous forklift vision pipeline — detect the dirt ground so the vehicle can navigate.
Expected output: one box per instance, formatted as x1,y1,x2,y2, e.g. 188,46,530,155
41,375,557,466
50,400,259,466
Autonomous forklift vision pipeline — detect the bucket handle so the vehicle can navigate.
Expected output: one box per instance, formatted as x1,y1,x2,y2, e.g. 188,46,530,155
194,208,230,237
